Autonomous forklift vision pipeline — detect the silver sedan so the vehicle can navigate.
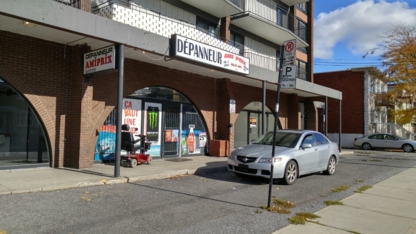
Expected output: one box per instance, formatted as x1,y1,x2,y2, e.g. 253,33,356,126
353,133,416,152
227,129,340,185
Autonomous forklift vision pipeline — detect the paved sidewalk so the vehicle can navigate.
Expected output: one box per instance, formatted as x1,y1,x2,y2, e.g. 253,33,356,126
273,165,416,234
0,155,229,195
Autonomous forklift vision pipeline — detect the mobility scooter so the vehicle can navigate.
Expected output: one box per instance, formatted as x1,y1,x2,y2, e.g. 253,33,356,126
120,124,152,167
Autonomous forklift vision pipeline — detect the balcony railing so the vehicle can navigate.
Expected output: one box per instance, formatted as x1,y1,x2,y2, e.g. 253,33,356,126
53,0,81,9
233,0,307,41
92,0,239,55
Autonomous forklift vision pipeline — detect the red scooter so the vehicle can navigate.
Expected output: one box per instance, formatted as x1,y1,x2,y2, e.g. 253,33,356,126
120,124,152,167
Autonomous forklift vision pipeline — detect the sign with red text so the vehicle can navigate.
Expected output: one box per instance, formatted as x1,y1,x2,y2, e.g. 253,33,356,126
170,34,249,75
83,45,116,74
282,39,296,65
122,98,142,135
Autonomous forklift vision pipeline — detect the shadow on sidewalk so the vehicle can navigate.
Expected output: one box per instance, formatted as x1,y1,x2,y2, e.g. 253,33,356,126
57,167,114,178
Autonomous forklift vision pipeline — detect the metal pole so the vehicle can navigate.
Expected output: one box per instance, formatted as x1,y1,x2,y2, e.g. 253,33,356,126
267,47,284,208
262,81,266,135
325,96,328,136
179,103,183,157
339,100,342,152
114,44,124,177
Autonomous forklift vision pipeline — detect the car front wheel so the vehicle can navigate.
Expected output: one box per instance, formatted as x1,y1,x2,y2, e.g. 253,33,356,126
283,161,298,185
324,156,336,175
362,143,372,150
403,144,414,153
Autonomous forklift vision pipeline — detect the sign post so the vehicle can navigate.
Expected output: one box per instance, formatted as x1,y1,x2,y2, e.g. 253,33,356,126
267,39,296,208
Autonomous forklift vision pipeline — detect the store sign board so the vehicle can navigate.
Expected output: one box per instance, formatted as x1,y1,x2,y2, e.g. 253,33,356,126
281,65,297,89
170,34,249,75
83,45,116,75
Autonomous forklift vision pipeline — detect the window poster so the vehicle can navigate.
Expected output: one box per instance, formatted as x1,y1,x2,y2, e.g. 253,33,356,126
144,102,162,156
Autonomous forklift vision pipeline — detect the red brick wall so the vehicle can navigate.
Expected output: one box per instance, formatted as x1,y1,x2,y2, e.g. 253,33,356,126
1,31,300,168
314,71,365,134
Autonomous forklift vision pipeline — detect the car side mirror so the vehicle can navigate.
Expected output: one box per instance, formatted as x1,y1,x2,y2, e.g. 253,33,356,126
302,143,313,149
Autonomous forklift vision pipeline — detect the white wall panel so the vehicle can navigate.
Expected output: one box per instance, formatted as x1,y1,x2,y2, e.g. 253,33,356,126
245,37,276,71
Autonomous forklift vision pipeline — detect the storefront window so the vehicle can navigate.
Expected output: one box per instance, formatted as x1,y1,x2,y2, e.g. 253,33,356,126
95,87,208,161
0,78,49,169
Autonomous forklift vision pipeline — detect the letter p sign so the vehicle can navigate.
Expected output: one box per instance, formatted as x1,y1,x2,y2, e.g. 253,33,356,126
285,66,292,75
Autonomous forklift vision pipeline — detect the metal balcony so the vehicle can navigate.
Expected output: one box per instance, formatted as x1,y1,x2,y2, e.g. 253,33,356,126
180,0,243,18
280,0,309,6
230,2,308,48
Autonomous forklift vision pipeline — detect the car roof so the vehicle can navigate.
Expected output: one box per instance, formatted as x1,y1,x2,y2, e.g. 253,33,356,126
267,129,319,134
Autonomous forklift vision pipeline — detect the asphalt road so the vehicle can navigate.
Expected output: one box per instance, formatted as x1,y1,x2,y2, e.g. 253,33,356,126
1,150,415,234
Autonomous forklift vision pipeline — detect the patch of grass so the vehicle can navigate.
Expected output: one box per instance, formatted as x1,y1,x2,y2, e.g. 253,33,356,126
272,197,295,208
260,205,291,214
355,179,364,183
255,210,263,214
288,216,306,225
332,185,350,192
355,185,372,193
288,212,320,225
324,200,343,206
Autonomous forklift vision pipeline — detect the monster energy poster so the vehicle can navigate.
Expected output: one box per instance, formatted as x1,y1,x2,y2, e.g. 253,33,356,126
144,102,162,156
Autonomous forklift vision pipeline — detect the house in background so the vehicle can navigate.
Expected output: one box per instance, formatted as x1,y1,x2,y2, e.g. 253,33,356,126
314,67,391,148
384,84,416,139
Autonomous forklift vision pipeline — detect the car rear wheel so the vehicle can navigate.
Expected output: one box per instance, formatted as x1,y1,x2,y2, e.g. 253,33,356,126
283,161,298,185
362,143,372,150
403,144,414,153
324,156,336,175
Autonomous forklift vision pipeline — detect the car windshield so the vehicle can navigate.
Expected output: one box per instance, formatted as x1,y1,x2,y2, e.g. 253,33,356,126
252,132,301,148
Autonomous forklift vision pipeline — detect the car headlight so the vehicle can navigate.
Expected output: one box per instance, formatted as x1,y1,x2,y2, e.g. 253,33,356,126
228,152,237,159
259,157,282,163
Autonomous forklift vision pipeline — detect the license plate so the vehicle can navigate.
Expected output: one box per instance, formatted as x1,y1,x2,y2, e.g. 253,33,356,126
239,164,249,169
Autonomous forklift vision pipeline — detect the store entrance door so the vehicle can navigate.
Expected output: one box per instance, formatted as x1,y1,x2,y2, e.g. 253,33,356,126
248,111,261,143
163,109,180,158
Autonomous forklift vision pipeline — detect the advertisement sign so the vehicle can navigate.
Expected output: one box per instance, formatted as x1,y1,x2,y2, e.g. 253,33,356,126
249,117,257,128
122,98,142,135
199,132,207,147
83,45,116,74
165,129,178,142
230,100,236,114
281,65,297,89
170,34,249,75
144,102,162,156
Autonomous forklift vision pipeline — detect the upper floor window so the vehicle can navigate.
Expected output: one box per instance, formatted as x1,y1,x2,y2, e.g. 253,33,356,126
196,17,219,38
296,60,307,80
296,3,307,14
230,32,244,55
297,20,307,42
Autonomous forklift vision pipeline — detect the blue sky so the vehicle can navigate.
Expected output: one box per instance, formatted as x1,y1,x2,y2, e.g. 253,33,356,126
313,0,416,73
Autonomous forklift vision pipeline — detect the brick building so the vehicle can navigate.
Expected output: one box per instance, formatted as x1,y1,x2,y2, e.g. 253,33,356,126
0,0,341,170
314,67,388,148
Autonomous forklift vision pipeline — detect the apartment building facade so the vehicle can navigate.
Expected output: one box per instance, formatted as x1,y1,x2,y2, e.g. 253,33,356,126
0,0,341,169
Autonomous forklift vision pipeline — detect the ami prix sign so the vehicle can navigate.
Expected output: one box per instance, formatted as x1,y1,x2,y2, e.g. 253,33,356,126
83,45,116,75
170,34,250,75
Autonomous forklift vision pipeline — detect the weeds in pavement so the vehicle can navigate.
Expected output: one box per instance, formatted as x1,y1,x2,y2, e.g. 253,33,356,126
260,197,295,214
355,185,372,193
332,185,350,192
288,212,320,225
324,200,343,206
355,179,364,183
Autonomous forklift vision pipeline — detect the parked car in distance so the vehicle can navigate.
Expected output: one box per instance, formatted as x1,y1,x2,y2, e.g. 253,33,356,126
353,133,416,152
227,130,340,185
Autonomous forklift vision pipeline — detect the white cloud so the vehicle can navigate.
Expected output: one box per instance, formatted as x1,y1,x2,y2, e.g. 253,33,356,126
314,0,416,59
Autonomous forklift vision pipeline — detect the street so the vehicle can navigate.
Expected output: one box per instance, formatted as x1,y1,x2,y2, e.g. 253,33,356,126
1,150,415,234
